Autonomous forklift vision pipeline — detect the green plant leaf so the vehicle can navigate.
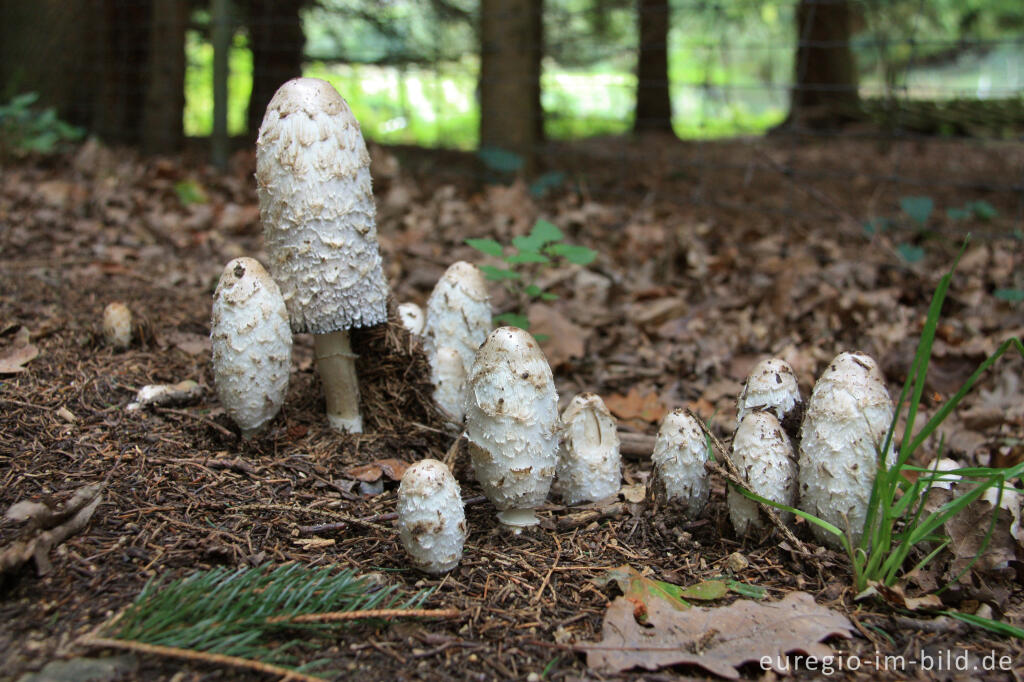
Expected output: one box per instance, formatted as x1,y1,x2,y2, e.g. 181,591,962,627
967,200,998,221
532,333,550,342
477,146,523,173
899,196,934,226
528,171,567,198
592,566,691,612
493,312,530,329
479,265,520,281
506,251,550,264
540,292,559,301
545,243,597,265
524,284,544,297
994,289,1024,303
465,238,504,258
174,180,208,206
946,207,970,221
512,234,546,254
530,219,564,244
726,581,767,599
897,243,925,263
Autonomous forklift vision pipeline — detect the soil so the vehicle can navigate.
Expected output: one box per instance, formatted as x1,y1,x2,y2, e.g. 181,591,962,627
1,132,1023,681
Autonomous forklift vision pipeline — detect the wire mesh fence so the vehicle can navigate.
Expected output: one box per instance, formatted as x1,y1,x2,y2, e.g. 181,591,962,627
1,0,1022,230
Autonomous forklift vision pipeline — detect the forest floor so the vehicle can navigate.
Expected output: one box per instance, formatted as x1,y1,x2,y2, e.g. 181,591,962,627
1,132,1023,681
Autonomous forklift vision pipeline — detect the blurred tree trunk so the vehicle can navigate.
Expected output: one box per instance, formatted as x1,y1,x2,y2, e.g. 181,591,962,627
141,0,188,154
479,0,543,175
634,0,673,134
782,0,860,129
93,2,153,146
246,0,306,139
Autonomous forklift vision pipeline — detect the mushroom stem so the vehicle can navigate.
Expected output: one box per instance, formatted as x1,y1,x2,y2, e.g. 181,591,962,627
313,330,362,433
495,508,539,530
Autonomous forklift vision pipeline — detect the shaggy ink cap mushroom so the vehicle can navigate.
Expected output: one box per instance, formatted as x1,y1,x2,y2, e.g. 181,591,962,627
102,302,132,349
555,393,622,505
397,302,425,336
650,409,710,519
737,357,803,437
423,261,492,421
798,351,895,548
727,411,797,537
397,459,467,574
210,257,292,439
256,77,388,433
464,326,559,529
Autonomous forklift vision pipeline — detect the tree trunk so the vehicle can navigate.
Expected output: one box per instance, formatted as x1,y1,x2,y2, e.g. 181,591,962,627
92,2,152,147
479,0,543,176
246,0,306,139
785,0,860,129
634,0,673,135
141,0,188,155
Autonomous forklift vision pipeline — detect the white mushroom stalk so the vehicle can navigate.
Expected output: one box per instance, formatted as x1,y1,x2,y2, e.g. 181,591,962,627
210,257,292,438
555,393,622,505
423,261,492,422
728,411,797,537
798,351,895,548
650,409,710,519
736,357,802,436
256,77,388,433
397,459,467,574
464,327,559,529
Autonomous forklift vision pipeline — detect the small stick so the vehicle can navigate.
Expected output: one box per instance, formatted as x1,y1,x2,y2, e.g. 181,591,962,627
81,636,323,682
267,607,460,624
232,504,392,534
155,407,235,438
688,409,810,556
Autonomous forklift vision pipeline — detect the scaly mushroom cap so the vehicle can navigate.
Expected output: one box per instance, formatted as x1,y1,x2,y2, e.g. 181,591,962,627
727,411,797,536
211,258,292,438
397,459,467,574
424,261,492,377
650,409,710,519
464,327,559,514
398,302,425,336
555,393,622,505
798,351,895,547
256,77,388,334
736,357,802,435
432,346,467,421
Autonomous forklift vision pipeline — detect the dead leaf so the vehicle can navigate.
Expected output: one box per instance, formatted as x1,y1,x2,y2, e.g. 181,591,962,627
605,388,668,425
620,483,646,504
923,487,1017,580
0,327,38,374
866,582,944,612
163,331,212,356
294,537,335,550
346,458,409,483
583,591,856,678
526,303,586,368
593,565,693,613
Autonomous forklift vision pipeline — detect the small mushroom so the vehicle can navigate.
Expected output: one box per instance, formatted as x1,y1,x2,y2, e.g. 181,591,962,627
256,77,389,433
727,411,797,537
798,351,895,548
924,458,961,491
210,258,292,438
650,409,710,519
102,302,132,349
398,302,425,336
464,327,558,529
736,357,802,438
423,261,492,420
397,459,467,574
555,393,621,505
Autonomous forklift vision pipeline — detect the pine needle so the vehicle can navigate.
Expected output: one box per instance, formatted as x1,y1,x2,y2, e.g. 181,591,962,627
83,563,455,679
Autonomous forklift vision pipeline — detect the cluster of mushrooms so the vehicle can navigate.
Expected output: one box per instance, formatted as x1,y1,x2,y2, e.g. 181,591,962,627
205,77,909,576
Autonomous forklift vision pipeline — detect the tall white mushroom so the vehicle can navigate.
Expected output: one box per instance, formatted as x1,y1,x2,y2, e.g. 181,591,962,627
736,357,803,437
555,393,622,505
650,409,710,519
798,351,895,548
464,326,559,528
728,411,797,537
210,257,292,438
423,261,492,421
256,77,388,433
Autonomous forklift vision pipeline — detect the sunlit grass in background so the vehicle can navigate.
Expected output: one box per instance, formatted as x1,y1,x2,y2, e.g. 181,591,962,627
183,30,252,137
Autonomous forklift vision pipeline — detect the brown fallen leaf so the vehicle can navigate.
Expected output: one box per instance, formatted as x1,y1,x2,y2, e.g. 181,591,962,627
923,487,1017,581
0,327,39,374
865,581,944,612
346,458,409,483
605,388,668,425
526,303,587,368
583,591,855,678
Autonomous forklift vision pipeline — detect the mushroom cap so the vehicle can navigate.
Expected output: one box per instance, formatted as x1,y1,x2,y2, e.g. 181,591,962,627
727,411,797,536
555,393,622,505
423,261,492,377
211,257,292,437
397,459,466,574
464,327,559,512
432,346,467,421
102,302,132,349
736,357,802,432
798,351,894,547
256,77,388,334
650,409,710,519
398,302,425,336
924,457,962,490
